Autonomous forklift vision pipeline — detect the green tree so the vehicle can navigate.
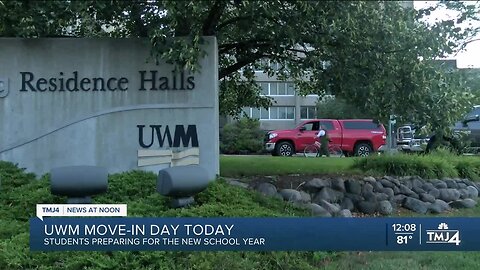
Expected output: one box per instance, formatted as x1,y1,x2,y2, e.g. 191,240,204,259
1,0,479,131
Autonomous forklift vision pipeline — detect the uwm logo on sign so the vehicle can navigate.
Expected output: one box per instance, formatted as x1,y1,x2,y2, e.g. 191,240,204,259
137,125,199,167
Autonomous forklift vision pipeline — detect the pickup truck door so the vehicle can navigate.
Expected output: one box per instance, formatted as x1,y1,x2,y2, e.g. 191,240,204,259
320,120,342,148
296,121,319,150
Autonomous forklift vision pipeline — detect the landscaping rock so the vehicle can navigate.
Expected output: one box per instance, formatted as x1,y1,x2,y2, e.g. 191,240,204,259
363,176,376,184
399,184,415,196
462,179,475,187
450,199,477,209
380,179,396,189
444,178,458,189
279,189,303,202
255,183,278,197
428,202,444,214
357,200,377,214
363,191,377,202
420,193,436,203
457,183,468,189
305,203,332,217
372,181,383,192
403,179,413,189
336,209,353,217
422,182,435,192
412,178,424,189
331,178,346,192
466,186,479,199
344,193,364,204
428,188,440,199
403,197,428,214
345,180,362,194
412,186,426,194
431,179,448,189
459,189,469,199
299,191,312,203
375,193,389,201
379,187,395,199
392,185,400,195
316,199,341,214
378,200,394,215
313,187,344,203
394,194,407,205
362,183,374,194
304,178,331,190
390,177,401,187
409,193,420,200
439,189,461,202
340,197,355,211
433,199,451,212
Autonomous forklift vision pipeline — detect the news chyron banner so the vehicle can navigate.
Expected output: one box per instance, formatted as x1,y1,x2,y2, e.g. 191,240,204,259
31,204,480,251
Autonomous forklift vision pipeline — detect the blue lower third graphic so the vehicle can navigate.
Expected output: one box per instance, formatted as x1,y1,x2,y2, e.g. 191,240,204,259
29,217,480,251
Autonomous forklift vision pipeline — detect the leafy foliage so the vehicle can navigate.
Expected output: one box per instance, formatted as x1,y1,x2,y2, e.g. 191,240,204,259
0,1,479,130
316,97,373,119
220,118,264,154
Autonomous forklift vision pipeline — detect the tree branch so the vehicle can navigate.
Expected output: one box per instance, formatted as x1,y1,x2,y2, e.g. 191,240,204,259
202,0,227,35
219,38,274,53
219,53,265,79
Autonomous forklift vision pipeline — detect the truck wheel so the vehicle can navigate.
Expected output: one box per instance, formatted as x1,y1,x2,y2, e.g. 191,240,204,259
275,142,294,156
354,143,373,157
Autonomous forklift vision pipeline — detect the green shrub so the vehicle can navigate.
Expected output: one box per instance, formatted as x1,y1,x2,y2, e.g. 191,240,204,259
352,154,458,179
0,162,339,270
220,118,265,154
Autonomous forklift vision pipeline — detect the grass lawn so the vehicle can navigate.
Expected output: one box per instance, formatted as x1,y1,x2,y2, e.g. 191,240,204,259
220,155,358,177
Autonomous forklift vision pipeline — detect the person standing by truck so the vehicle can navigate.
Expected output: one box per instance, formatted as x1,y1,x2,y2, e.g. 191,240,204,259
316,125,330,157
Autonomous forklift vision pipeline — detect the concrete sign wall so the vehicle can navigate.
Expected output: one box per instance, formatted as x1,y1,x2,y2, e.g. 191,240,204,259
0,38,219,180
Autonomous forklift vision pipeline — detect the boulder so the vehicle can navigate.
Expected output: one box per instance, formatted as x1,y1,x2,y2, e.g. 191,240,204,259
422,182,435,192
443,178,458,189
420,193,436,203
345,180,362,194
340,197,355,211
403,197,428,214
375,193,389,201
316,199,341,215
394,194,407,205
378,200,394,215
450,199,477,209
428,188,440,199
279,189,303,202
466,186,479,199
363,176,376,184
331,178,346,192
299,191,312,203
357,200,377,215
399,184,415,196
431,179,448,189
344,193,364,204
372,181,383,192
362,183,374,194
336,209,353,217
379,187,395,199
432,199,451,212
305,203,332,217
304,178,331,190
439,189,461,202
459,189,469,199
255,183,278,197
412,178,424,189
380,178,396,189
312,187,344,203
412,186,426,194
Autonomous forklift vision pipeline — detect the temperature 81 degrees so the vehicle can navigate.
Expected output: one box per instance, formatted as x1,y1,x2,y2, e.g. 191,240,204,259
391,223,417,245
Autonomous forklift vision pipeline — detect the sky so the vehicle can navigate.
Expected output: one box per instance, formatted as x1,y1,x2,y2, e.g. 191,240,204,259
414,1,480,68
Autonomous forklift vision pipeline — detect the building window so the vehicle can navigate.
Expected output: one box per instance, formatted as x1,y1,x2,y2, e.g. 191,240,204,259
258,82,295,96
241,106,295,120
301,106,317,119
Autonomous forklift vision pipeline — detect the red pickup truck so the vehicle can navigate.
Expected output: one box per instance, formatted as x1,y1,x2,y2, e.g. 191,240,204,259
265,119,386,157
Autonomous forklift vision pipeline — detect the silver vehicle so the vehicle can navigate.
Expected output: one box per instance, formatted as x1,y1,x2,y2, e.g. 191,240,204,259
396,124,430,152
